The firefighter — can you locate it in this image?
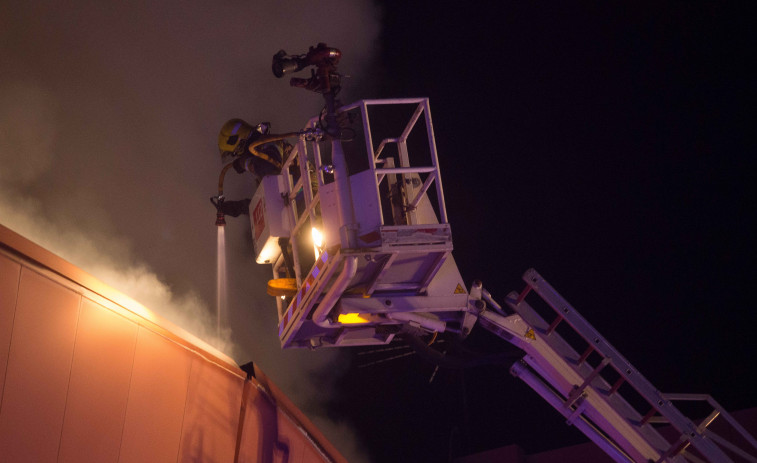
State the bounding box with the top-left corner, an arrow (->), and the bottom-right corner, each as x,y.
214,119 -> 296,277
218,119 -> 291,179
213,119 -> 293,217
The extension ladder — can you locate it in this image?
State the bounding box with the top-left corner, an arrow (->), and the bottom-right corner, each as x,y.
477,269 -> 757,462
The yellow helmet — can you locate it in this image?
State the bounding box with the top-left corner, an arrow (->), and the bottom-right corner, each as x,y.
218,119 -> 271,160
218,119 -> 254,159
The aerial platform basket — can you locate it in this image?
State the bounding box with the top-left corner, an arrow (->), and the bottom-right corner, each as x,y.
250,99 -> 470,349
244,95 -> 757,463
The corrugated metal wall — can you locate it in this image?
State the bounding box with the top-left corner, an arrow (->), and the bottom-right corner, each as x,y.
0,225 -> 345,463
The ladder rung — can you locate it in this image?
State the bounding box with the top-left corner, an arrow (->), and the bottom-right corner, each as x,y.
546,314 -> 563,335
516,285 -> 531,304
647,416 -> 670,424
567,357 -> 611,407
578,345 -> 595,366
608,377 -> 625,396
640,408 -> 657,426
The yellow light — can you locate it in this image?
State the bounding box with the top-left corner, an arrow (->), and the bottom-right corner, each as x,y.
337,313 -> 371,324
311,227 -> 324,248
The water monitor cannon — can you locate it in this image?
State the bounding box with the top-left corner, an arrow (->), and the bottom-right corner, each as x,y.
271,43 -> 342,94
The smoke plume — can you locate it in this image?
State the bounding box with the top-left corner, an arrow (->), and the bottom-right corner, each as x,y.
0,1 -> 381,461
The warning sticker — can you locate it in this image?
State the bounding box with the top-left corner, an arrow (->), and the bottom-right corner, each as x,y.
454,283 -> 466,294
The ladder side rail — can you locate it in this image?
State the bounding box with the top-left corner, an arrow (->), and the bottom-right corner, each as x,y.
663,393 -> 757,458
481,309 -> 670,462
510,361 -> 636,463
524,268 -> 699,415
504,299 -> 675,460
509,295 -> 625,400
522,269 -> 734,463
522,269 -> 655,393
520,351 -> 666,462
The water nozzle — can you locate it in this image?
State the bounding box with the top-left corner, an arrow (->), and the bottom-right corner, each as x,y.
211,195 -> 250,226
211,195 -> 226,227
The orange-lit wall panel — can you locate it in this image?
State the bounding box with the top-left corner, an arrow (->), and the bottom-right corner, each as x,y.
276,407 -> 330,463
58,297 -> 138,463
237,385 -> 276,463
0,225 -> 346,463
236,385 -> 331,463
179,357 -> 244,463
118,327 -> 193,463
0,268 -> 80,462
0,253 -> 20,407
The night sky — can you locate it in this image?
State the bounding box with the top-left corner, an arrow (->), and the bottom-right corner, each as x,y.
329,2 -> 757,461
1,2 -> 755,462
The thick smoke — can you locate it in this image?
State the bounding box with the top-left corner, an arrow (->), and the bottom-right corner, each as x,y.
0,2 -> 380,461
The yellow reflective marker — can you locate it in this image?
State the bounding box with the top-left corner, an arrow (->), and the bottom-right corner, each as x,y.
337,313 -> 371,324
454,283 -> 466,294
525,328 -> 536,340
